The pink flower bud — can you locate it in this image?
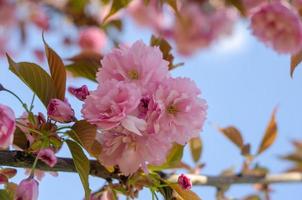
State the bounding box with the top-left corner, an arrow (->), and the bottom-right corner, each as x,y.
178,174 -> 192,190
37,148 -> 57,167
15,178 -> 39,200
68,85 -> 90,101
0,104 -> 15,149
78,27 -> 107,52
47,99 -> 75,123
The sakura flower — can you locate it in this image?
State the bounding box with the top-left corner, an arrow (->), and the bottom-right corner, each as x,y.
0,104 -> 15,149
97,40 -> 169,95
15,178 -> 39,200
47,99 -> 75,123
178,174 -> 192,190
171,3 -> 236,55
88,189 -> 115,200
128,0 -> 164,33
98,128 -> 172,175
37,148 -> 57,167
153,78 -> 207,145
78,27 -> 107,52
82,80 -> 141,130
25,169 -> 58,181
68,85 -> 90,101
250,2 -> 302,54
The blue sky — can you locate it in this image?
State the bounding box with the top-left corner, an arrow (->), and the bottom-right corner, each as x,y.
1,18 -> 302,199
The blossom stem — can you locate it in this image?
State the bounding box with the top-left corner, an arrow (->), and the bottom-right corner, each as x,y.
3,89 -> 30,113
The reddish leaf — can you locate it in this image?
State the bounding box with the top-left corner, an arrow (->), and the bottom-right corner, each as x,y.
219,126 -> 244,149
257,109 -> 278,155
290,49 -> 302,78
169,184 -> 201,200
43,36 -> 66,100
68,120 -> 101,158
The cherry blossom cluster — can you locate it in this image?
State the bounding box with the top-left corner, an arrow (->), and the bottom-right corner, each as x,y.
128,0 -> 302,55
128,0 -> 237,55
82,40 -> 208,175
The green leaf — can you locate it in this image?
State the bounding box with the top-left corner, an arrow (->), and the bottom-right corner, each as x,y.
103,0 -> 132,22
6,55 -> 57,107
43,37 -> 66,100
68,120 -> 102,157
290,49 -> 302,78
166,143 -> 184,165
149,143 -> 184,170
189,137 -> 202,163
66,51 -> 102,82
66,140 -> 91,200
0,190 -> 10,200
257,109 -> 278,155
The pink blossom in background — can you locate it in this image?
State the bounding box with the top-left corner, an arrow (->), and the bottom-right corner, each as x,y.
78,27 -> 107,52
30,8 -> 49,30
33,49 -> 45,63
243,0 -> 267,14
0,0 -> 16,26
15,178 -> 39,200
68,85 -> 90,101
128,0 -> 164,33
47,99 -> 75,123
97,40 -> 169,95
82,80 -> 141,130
0,104 -> 15,149
25,169 -> 58,181
37,148 -> 57,167
178,174 -> 192,190
97,128 -> 172,175
250,2 -> 302,54
171,2 -> 236,55
154,78 -> 207,145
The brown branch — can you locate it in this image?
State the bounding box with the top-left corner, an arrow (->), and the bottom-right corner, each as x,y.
0,150 -> 118,180
1,151 -> 302,187
167,173 -> 302,187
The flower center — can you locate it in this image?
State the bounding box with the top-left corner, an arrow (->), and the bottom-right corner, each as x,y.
128,69 -> 139,80
166,105 -> 178,115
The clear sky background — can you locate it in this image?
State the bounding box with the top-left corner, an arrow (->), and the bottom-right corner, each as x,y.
1,17 -> 302,199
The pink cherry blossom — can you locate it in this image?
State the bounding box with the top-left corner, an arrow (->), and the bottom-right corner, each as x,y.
82,80 -> 141,130
68,85 -> 90,101
0,104 -> 15,149
25,169 -> 58,181
78,27 -> 107,52
30,8 -> 49,30
171,3 -> 236,55
178,174 -> 192,190
243,0 -> 267,13
96,40 -> 169,95
153,78 -> 207,145
15,178 -> 39,200
128,0 -> 164,33
47,99 -> 75,123
97,127 -> 172,175
37,148 -> 57,167
250,2 -> 302,54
